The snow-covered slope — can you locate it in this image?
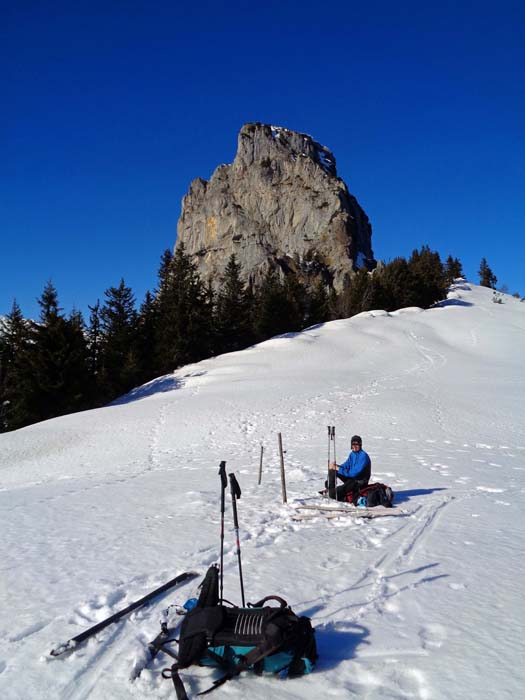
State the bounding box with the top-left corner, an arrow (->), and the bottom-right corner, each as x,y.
1,282 -> 524,699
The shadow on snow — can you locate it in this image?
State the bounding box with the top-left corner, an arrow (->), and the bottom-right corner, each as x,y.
394,487 -> 447,504
434,298 -> 473,308
111,375 -> 184,405
314,622 -> 369,671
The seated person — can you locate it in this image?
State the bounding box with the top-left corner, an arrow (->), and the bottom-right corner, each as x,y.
327,435 -> 371,501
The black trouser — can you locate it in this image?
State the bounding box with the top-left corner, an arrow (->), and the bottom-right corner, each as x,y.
325,473 -> 367,502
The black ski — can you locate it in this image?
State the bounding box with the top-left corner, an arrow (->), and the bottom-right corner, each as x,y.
50,571 -> 198,658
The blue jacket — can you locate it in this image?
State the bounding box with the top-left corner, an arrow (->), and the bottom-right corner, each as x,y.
338,449 -> 371,481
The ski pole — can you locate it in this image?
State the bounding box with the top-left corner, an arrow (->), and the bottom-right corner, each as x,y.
327,426 -> 336,498
218,460 -> 227,602
332,426 -> 338,500
228,472 -> 246,607
327,426 -> 331,496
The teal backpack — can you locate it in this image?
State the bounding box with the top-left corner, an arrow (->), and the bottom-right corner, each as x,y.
163,565 -> 317,699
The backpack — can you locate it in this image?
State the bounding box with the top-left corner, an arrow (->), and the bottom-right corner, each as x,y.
349,482 -> 394,507
164,566 -> 317,699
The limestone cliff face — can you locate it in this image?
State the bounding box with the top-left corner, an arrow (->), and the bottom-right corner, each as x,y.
176,123 -> 375,290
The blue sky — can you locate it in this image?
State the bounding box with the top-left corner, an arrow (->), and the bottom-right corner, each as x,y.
2,0 -> 524,319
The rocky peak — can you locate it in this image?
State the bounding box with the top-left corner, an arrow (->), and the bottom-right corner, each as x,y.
236,123 -> 337,177
176,122 -> 375,290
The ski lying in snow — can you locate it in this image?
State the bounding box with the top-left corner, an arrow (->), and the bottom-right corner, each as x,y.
292,508 -> 403,521
292,510 -> 373,520
298,503 -> 405,513
50,571 -> 198,658
292,504 -> 407,520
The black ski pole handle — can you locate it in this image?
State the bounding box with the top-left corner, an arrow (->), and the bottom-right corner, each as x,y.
229,473 -> 241,500
219,461 -> 227,489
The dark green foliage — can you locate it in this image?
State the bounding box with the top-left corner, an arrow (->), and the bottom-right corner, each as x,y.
305,280 -> 332,326
87,301 -> 102,383
155,244 -> 214,373
0,300 -> 31,431
282,274 -> 308,331
252,270 -> 305,341
215,254 -> 253,354
38,279 -> 62,322
478,257 -> 497,289
372,257 -> 419,311
445,255 -> 464,284
406,246 -> 447,308
338,267 -> 374,317
98,279 -> 140,399
337,247 -> 447,318
1,284 -> 90,430
136,291 -> 158,383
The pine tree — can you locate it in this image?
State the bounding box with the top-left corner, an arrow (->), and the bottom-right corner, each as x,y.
155,249 -> 174,300
87,301 -> 102,383
136,291 -> 158,383
407,246 -> 447,308
252,270 -> 304,340
155,244 -> 213,373
306,279 -> 331,326
375,257 -> 419,311
215,254 -> 253,354
38,279 -> 61,323
445,255 -> 464,284
252,271 -> 283,341
338,267 -> 373,318
0,300 -> 31,431
99,279 -> 140,399
478,258 -> 497,288
282,273 -> 307,332
13,283 -> 90,428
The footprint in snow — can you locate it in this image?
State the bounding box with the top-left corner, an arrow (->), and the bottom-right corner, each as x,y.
7,619 -> 51,643
319,556 -> 343,571
391,666 -> 431,699
449,582 -> 466,591
419,623 -> 447,649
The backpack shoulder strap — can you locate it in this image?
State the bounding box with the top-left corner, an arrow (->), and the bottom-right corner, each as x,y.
163,664 -> 190,700
248,595 -> 288,608
196,638 -> 284,696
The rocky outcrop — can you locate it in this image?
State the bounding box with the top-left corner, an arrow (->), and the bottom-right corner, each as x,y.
176,122 -> 375,290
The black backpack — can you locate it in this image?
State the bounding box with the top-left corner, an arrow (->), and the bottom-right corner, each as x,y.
164,566 -> 317,699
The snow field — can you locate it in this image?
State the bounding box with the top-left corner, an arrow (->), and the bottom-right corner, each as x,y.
0,282 -> 524,699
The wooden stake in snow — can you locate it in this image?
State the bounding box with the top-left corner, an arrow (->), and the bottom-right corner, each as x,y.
258,444 -> 264,485
278,432 -> 287,503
